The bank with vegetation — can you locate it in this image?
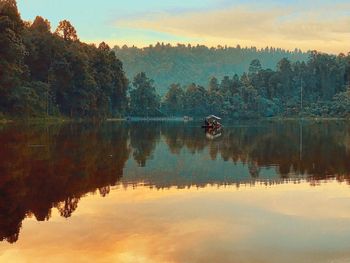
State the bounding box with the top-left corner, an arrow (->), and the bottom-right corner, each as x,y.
1,0 -> 350,120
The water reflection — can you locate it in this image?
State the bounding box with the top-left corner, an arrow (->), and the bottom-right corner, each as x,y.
205,126 -> 223,140
1,121 -> 350,244
0,123 -> 129,243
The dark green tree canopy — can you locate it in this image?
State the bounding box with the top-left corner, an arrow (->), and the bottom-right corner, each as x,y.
208,77 -> 219,94
1,0 -> 350,120
98,41 -> 110,52
163,83 -> 184,115
114,43 -> 308,95
129,72 -> 160,117
0,1 -> 128,118
249,59 -> 262,76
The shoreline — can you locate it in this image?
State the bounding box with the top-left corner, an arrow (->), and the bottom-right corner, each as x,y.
265,117 -> 349,121
0,116 -> 68,125
1,116 -> 349,124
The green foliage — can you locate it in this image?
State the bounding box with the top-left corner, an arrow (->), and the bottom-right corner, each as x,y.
1,0 -> 349,119
129,72 -> 160,117
183,83 -> 209,116
162,83 -> 184,116
159,54 -> 350,119
332,87 -> 350,117
248,59 -> 262,76
0,0 -> 26,112
114,43 -> 308,95
0,1 -> 128,118
9,80 -> 50,116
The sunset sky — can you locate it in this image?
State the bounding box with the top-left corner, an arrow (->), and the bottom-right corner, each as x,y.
18,0 -> 350,54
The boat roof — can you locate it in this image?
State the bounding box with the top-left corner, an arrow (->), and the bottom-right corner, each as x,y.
206,115 -> 221,120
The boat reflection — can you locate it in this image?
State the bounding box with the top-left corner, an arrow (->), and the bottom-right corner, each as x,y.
205,126 -> 223,140
1,120 -> 350,243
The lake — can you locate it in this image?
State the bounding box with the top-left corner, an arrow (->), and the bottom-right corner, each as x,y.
1,120 -> 350,263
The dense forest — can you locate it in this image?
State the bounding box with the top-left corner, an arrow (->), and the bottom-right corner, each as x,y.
1,0 -> 350,119
114,44 -> 308,95
0,0 -> 128,118
128,53 -> 350,118
159,53 -> 350,118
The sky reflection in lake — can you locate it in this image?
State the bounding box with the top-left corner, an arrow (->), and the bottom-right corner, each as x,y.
1,121 -> 350,262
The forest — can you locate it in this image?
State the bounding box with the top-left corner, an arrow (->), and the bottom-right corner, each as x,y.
1,0 -> 350,119
114,43 -> 308,95
0,0 -> 128,118
159,53 -> 350,118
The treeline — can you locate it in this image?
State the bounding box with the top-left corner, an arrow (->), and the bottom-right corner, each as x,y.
0,0 -> 128,118
1,0 -> 350,119
133,54 -> 350,118
114,42 -> 308,95
116,39 -> 350,119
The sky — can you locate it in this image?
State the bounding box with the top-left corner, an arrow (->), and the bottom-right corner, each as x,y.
2,182 -> 350,263
17,0 -> 350,54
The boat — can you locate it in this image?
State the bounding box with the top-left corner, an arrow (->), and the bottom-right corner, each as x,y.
202,115 -> 222,129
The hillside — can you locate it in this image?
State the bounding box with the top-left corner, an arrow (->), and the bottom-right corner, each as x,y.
114,43 -> 308,94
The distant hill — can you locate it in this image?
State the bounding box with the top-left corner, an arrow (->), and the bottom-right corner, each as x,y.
113,43 -> 309,95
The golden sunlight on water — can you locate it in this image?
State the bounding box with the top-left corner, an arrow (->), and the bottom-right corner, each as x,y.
1,181 -> 350,263
2,121 -> 350,262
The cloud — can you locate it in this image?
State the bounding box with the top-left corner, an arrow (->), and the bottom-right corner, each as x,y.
4,183 -> 350,263
114,2 -> 350,53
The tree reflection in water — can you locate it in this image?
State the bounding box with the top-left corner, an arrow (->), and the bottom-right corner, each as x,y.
1,120 -> 350,243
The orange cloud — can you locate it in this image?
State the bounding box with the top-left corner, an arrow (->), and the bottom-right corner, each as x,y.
2,182 -> 350,263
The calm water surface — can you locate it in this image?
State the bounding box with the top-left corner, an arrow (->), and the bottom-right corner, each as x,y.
1,121 -> 350,263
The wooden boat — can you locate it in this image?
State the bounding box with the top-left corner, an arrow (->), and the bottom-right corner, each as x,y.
202,115 -> 222,129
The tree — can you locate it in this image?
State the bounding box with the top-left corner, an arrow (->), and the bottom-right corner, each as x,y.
332,86 -> 350,117
163,83 -> 184,115
0,0 -> 26,113
231,74 -> 241,95
219,76 -> 232,94
23,16 -> 55,82
208,77 -> 219,93
31,16 -> 50,33
208,90 -> 223,116
98,41 -> 110,52
113,43 -> 308,95
276,58 -> 293,100
0,0 -> 22,32
248,59 -> 262,76
130,72 -> 160,117
91,42 -> 128,116
55,20 -> 78,41
277,58 -> 292,74
0,1 -> 129,118
184,83 -> 209,115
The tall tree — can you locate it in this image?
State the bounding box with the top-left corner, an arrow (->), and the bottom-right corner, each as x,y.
248,59 -> 262,76
55,20 -> 78,41
208,77 -> 219,93
31,16 -> 50,33
184,83 -> 208,115
129,72 -> 160,117
163,83 -> 184,115
0,0 -> 26,113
